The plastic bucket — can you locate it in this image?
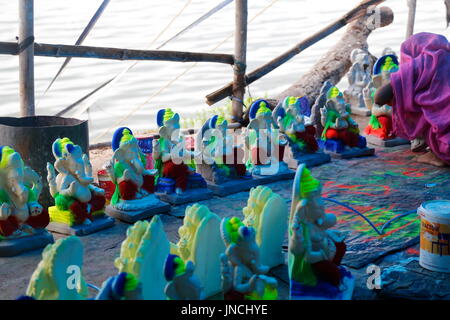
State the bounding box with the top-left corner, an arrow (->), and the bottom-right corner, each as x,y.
97,169 -> 115,203
417,200 -> 450,273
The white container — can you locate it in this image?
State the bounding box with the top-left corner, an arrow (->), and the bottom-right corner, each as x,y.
417,200 -> 450,273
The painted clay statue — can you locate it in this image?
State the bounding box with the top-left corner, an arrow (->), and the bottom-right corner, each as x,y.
25,236 -> 88,300
95,272 -> 143,300
105,127 -> 170,222
164,254 -> 203,300
0,146 -> 52,256
288,164 -> 354,300
153,108 -> 190,194
242,186 -> 288,268
220,216 -> 278,300
273,96 -> 331,168
47,138 -> 113,235
170,203 -> 225,298
195,115 -> 248,186
153,108 -> 213,204
245,99 -> 289,176
364,50 -> 403,144
115,216 -> 169,300
315,84 -> 374,157
344,48 -> 372,116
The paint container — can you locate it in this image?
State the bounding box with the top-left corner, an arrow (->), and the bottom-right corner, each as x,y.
97,169 -> 115,203
137,136 -> 153,170
417,200 -> 450,273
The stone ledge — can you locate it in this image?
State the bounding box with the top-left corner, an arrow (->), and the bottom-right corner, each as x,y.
47,216 -> 115,236
327,147 -> 375,159
287,152 -> 331,169
366,135 -> 410,147
156,188 -> 214,205
206,178 -> 258,197
106,203 -> 171,223
0,230 -> 54,257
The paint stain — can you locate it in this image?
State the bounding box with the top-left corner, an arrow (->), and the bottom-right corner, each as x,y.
406,248 -> 420,256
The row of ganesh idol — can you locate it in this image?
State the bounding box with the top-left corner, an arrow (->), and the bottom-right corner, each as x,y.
105,44 -> 406,215
0,47 -> 400,256
19,165 -> 354,300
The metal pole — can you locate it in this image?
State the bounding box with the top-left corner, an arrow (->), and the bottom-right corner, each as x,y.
231,0 -> 247,123
406,0 -> 417,39
19,0 -> 35,116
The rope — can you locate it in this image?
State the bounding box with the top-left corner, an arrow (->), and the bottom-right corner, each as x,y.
321,197 -> 417,235
150,0 -> 194,50
157,0 -> 234,50
55,0 -> 193,118
92,0 -> 281,143
40,0 -> 111,102
17,36 -> 34,53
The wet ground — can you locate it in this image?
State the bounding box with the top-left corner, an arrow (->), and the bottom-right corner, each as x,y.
1,115 -> 449,300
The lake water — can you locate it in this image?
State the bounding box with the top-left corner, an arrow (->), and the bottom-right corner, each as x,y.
0,0 -> 448,143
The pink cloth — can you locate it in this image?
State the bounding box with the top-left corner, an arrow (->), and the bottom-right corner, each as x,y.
390,32 -> 450,164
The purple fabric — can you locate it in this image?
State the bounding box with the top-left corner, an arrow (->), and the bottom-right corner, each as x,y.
390,32 -> 450,164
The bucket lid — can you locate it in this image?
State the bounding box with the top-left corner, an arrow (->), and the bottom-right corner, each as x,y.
418,200 -> 450,222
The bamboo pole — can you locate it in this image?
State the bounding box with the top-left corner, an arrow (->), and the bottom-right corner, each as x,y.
0,41 -> 234,64
406,0 -> 417,39
18,0 -> 35,116
231,0 -> 248,123
205,0 -> 385,106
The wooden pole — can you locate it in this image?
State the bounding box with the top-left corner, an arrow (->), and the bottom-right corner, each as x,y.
231,0 -> 247,123
205,0 -> 385,106
406,0 -> 417,39
0,41 -> 234,64
18,0 -> 35,116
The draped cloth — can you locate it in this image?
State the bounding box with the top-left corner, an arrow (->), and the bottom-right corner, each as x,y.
390,32 -> 450,164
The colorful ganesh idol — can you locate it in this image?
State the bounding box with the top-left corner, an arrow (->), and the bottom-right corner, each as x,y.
220,216 -> 278,300
363,52 -> 408,147
95,272 -> 143,300
195,115 -> 251,196
344,48 -> 372,116
115,216 -> 170,300
316,85 -> 374,158
245,99 -> 293,178
0,146 -> 53,256
46,138 -> 114,235
273,96 -> 331,168
23,235 -> 143,300
24,236 -> 88,300
105,128 -> 170,223
170,204 -> 225,298
164,254 -> 204,300
153,108 -> 213,205
288,164 -> 354,300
